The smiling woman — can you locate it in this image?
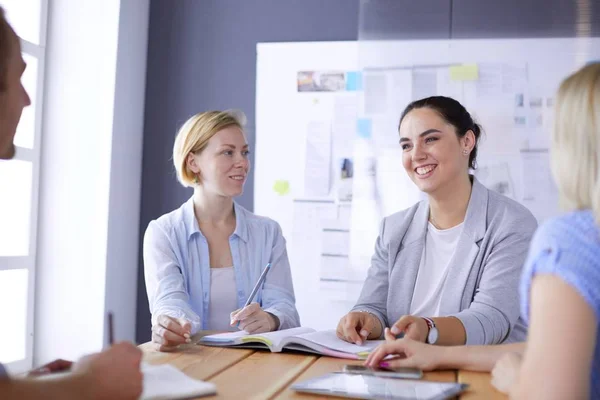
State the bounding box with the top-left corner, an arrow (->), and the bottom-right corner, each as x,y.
143,110 -> 300,352
336,96 -> 537,348
398,97 -> 481,202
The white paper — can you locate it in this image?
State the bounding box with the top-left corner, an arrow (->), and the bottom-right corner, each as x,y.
349,140 -> 381,271
363,73 -> 388,115
376,148 -> 423,216
320,254 -> 351,281
200,330 -> 249,342
436,67 -> 464,103
321,229 -> 350,256
201,327 -> 315,347
476,62 -> 527,100
388,69 -> 413,120
333,95 -> 359,158
520,150 -> 559,221
295,330 -> 384,354
304,121 -> 332,197
474,162 -> 515,198
521,151 -> 556,201
412,68 -> 438,101
141,363 -> 216,400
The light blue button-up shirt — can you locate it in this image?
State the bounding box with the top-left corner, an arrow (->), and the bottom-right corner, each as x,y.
143,197 -> 300,334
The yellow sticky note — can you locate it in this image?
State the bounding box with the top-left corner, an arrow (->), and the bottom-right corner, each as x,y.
449,64 -> 479,81
273,180 -> 290,196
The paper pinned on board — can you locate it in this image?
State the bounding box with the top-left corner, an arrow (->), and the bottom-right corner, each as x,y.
345,71 -> 363,91
475,162 -> 515,198
521,150 -> 556,202
273,180 -> 290,196
304,121 -> 332,197
357,118 -> 372,139
332,95 -> 359,158
449,64 -> 479,81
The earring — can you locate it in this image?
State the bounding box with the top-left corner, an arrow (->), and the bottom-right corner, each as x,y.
463,149 -> 469,155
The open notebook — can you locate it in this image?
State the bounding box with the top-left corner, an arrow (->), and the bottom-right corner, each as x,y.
199,327 -> 384,359
37,363 -> 216,400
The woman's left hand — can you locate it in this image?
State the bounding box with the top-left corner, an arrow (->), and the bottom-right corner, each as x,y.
230,302 -> 279,333
491,353 -> 522,394
390,315 -> 429,342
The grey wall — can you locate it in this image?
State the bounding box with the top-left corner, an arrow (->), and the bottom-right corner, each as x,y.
136,0 -> 360,343
359,0 -> 600,39
136,0 -> 599,343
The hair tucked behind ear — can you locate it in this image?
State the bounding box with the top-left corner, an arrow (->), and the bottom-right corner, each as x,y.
399,96 -> 483,169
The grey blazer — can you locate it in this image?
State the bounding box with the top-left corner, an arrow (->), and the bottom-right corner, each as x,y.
352,178 -> 537,345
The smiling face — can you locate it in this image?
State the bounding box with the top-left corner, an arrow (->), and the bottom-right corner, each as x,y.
186,125 -> 250,198
399,107 -> 474,195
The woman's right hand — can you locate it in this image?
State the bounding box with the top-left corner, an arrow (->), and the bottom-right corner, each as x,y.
336,311 -> 382,345
151,315 -> 192,351
364,327 -> 442,371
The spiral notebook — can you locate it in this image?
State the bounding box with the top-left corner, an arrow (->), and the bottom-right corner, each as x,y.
199,327 -> 384,359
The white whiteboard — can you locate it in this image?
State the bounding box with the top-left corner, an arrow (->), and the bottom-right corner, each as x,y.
255,39 -> 600,330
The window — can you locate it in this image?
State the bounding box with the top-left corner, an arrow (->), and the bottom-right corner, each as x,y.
0,0 -> 47,373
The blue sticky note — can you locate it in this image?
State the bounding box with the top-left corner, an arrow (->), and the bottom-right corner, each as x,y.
357,118 -> 372,139
346,71 -> 363,91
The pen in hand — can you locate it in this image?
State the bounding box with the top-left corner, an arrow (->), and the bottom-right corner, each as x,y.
108,311 -> 115,345
231,262 -> 272,327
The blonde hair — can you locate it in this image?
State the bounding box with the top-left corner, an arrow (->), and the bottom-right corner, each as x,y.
173,109 -> 246,187
551,63 -> 600,223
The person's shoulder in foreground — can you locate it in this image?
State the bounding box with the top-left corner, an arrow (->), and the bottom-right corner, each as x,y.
523,210 -> 600,315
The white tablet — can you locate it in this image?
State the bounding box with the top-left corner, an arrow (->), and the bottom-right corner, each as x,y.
291,372 -> 468,400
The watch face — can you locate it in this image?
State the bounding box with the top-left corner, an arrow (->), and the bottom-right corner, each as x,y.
428,327 -> 439,344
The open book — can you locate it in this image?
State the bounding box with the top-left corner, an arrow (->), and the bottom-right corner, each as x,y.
199,327 -> 384,360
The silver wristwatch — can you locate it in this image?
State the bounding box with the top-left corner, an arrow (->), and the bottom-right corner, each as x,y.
422,317 -> 439,344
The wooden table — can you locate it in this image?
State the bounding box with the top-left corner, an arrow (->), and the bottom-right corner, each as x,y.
140,342 -> 506,400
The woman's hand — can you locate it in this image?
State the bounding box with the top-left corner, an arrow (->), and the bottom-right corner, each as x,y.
491,352 -> 522,394
364,327 -> 442,371
390,315 -> 429,342
336,311 -> 382,345
151,315 -> 192,352
230,303 -> 279,333
27,359 -> 73,377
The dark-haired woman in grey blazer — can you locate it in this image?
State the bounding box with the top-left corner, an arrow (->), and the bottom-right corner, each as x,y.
336,96 -> 537,347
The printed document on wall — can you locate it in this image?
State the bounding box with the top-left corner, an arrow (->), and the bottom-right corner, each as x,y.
521,150 -> 559,221
304,121 -> 332,197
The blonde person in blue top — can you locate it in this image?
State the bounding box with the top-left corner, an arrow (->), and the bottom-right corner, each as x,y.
144,110 -> 300,351
365,63 -> 600,399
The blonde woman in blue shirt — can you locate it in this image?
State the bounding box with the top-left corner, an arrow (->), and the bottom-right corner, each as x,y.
144,110 -> 300,351
365,63 -> 600,399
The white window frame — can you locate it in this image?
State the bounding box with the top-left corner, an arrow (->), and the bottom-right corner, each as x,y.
0,0 -> 48,374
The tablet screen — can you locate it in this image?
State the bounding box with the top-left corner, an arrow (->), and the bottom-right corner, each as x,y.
291,373 -> 468,400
